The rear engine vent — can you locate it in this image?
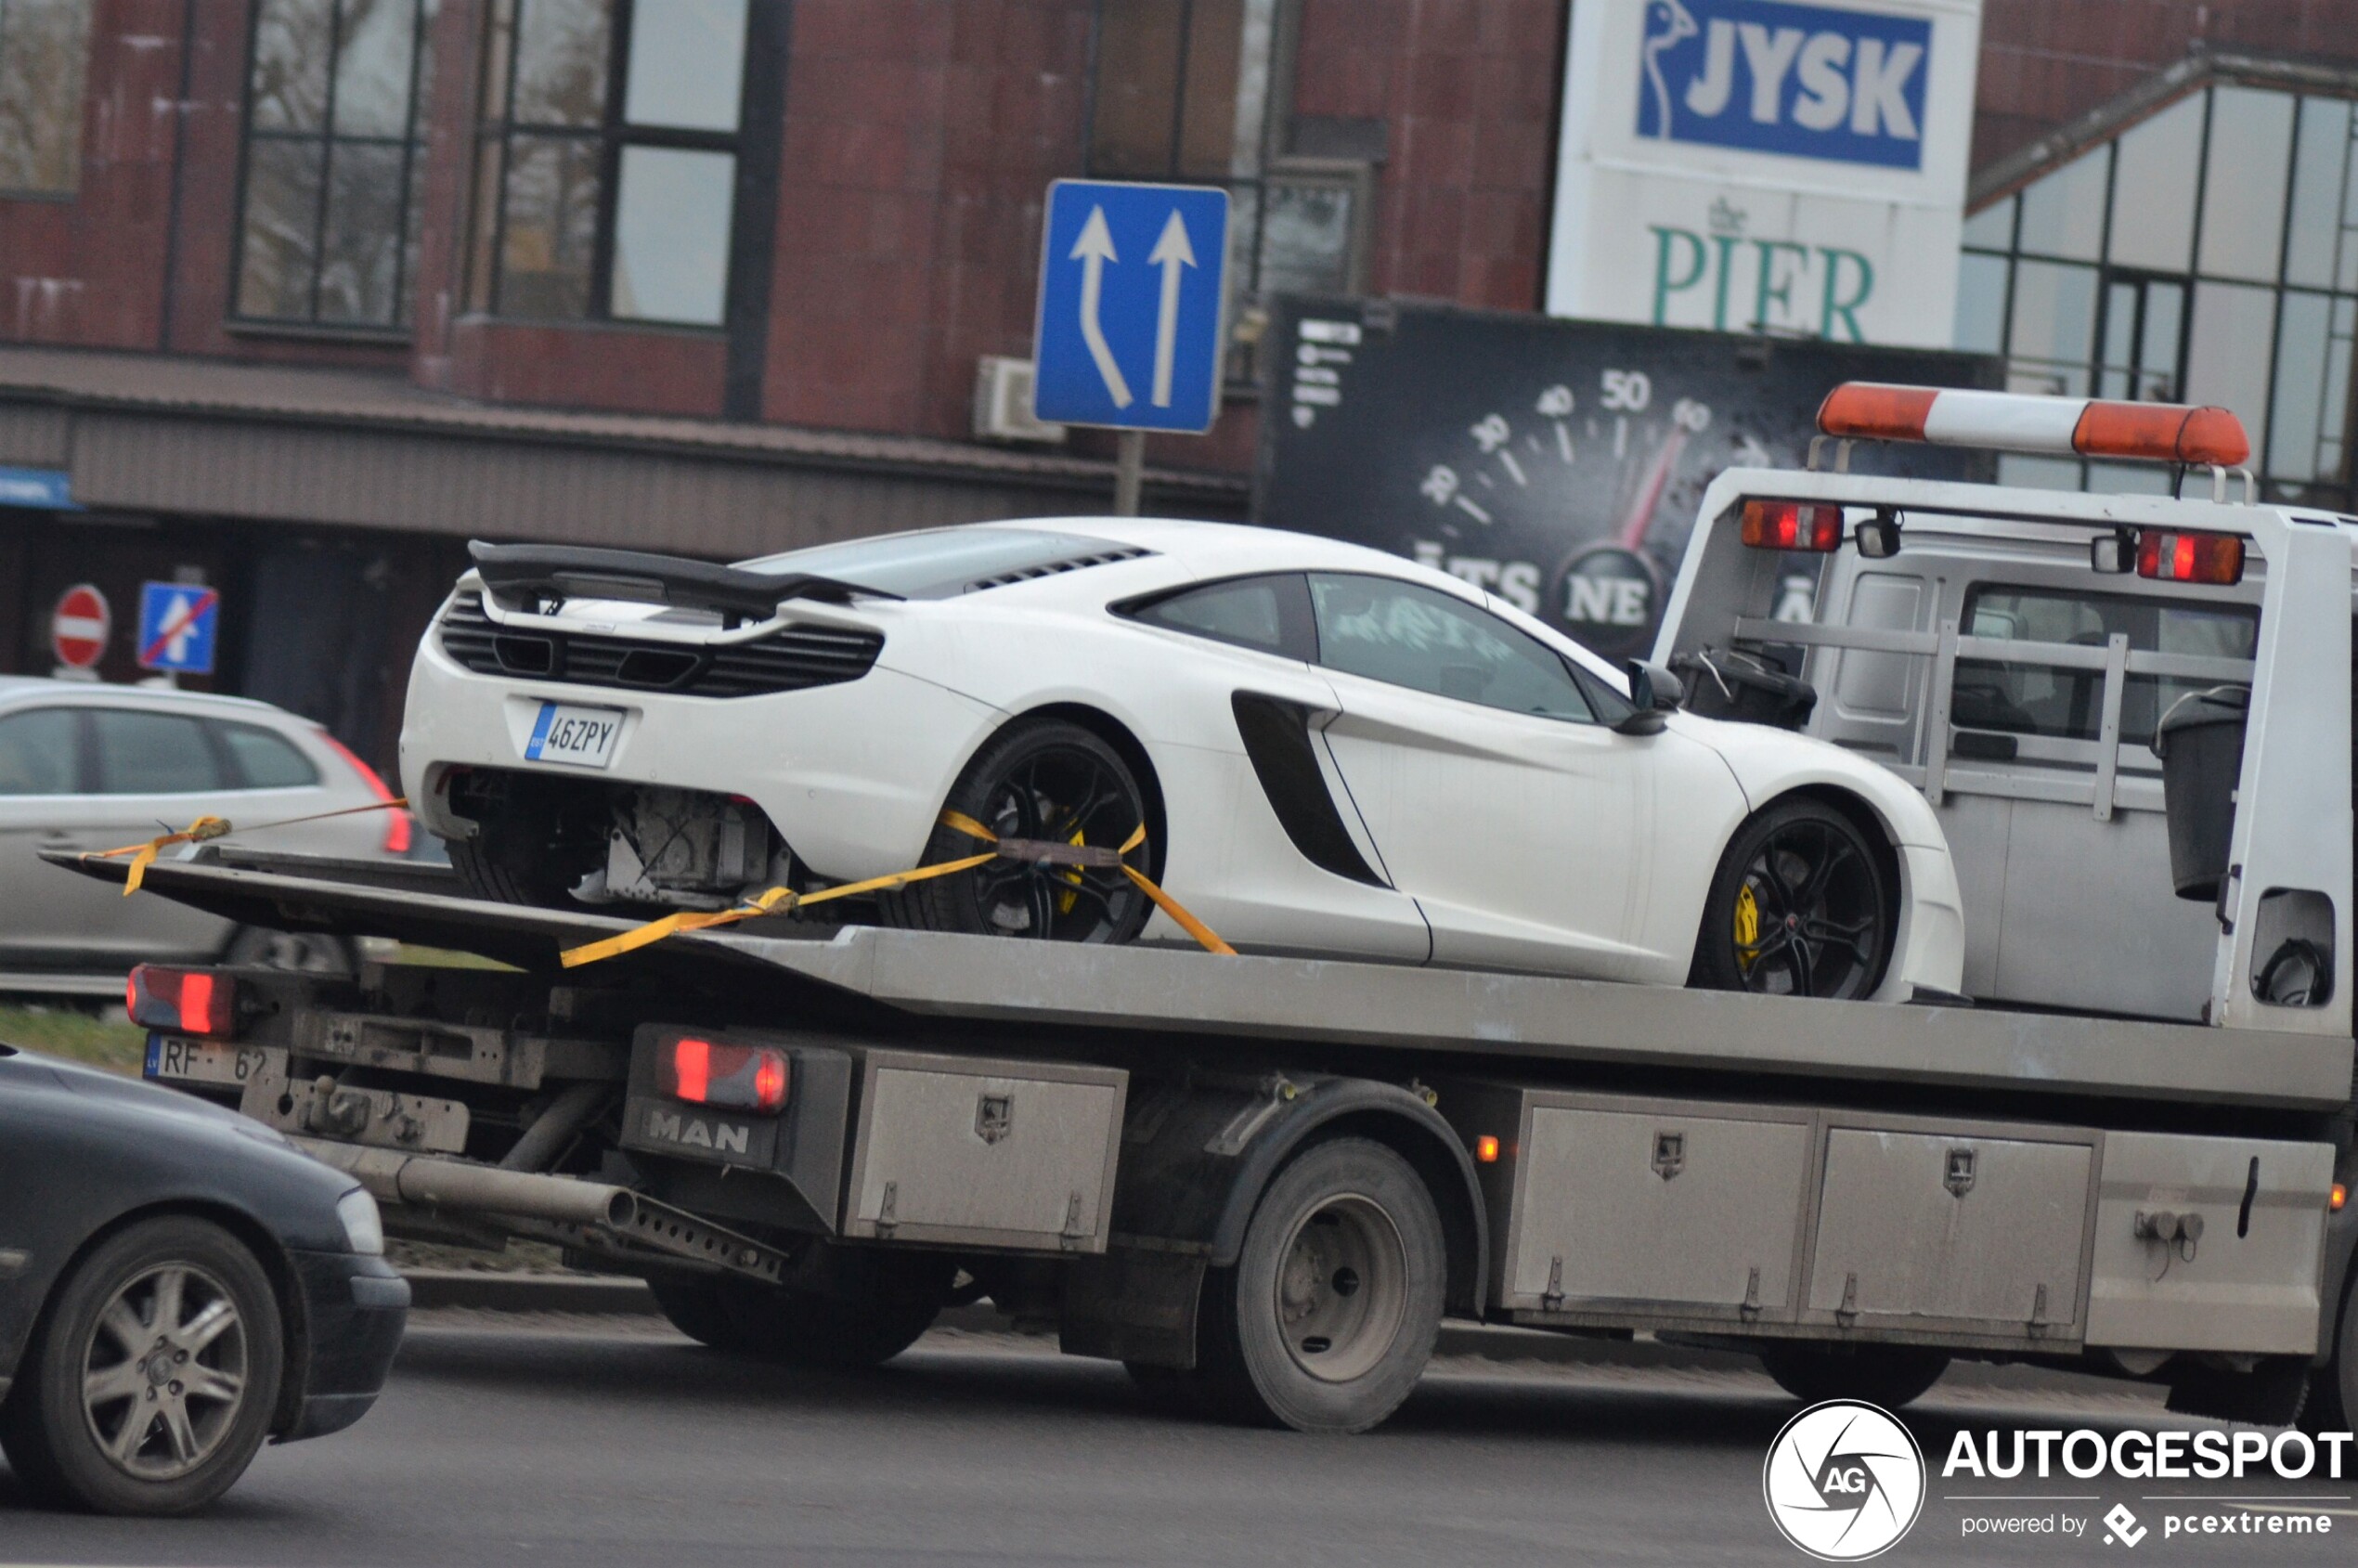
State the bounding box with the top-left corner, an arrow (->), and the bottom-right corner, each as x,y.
965,546 -> 1152,593
437,592 -> 883,698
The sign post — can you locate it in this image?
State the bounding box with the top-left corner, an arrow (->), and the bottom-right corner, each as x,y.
50,584 -> 110,680
1031,180 -> 1231,514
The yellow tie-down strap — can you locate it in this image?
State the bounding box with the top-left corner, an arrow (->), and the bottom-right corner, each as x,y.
559,810 -> 1233,968
88,798 -> 411,896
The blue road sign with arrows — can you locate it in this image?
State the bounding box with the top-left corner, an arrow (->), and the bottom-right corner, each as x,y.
136,581 -> 220,675
1032,180 -> 1230,434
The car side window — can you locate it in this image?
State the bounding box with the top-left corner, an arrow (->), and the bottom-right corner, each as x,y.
1127,574 -> 1316,660
91,710 -> 224,795
1308,573 -> 1594,721
0,708 -> 80,795
215,722 -> 320,789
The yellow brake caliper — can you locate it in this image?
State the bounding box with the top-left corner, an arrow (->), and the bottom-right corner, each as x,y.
1733,883 -> 1761,971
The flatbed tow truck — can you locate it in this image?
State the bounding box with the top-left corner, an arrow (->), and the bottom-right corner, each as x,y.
84,385 -> 2358,1436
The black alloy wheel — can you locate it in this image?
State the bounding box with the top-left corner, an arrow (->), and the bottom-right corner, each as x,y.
886,718 -> 1153,943
1692,798 -> 1894,1000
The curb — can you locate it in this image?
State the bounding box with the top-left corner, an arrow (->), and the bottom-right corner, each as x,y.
400,1269 -> 1755,1371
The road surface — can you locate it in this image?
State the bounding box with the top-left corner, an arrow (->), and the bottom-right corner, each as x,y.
3,1313 -> 2347,1566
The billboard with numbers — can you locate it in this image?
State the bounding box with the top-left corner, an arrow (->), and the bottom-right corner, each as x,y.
1253,296 -> 2002,657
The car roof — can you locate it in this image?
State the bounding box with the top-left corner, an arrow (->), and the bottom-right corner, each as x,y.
0,677 -> 310,725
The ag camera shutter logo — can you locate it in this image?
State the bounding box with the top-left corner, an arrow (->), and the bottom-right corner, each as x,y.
1638,0 -> 1932,170
1763,1400 -> 1926,1561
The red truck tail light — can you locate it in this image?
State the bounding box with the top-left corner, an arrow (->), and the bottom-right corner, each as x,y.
666,1036 -> 789,1114
317,731 -> 414,854
1741,499 -> 1845,552
2135,528 -> 2245,586
127,965 -> 237,1037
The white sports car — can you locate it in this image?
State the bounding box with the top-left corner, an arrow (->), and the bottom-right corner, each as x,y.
400,519 -> 1965,1000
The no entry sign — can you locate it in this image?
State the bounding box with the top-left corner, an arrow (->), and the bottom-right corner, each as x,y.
52,583 -> 110,669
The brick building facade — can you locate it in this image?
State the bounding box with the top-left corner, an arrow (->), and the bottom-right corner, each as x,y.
0,0 -> 2347,767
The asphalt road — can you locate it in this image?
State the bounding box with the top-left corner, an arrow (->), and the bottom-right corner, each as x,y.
3,1314 -> 2351,1567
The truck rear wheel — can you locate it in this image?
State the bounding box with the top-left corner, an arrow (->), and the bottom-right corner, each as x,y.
1195,1137 -> 1445,1433
1757,1341 -> 1950,1410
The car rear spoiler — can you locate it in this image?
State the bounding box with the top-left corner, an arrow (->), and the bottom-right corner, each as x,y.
467,540 -> 899,621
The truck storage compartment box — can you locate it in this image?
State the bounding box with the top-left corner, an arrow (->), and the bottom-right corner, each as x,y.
1439,1084 -> 1814,1324
842,1051 -> 1126,1253
2083,1132 -> 2336,1355
1805,1123 -> 2094,1338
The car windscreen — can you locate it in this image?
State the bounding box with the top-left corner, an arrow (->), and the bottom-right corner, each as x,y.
736,528 -> 1138,599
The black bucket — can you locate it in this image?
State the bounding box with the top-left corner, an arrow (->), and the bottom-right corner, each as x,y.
2152,684 -> 2250,901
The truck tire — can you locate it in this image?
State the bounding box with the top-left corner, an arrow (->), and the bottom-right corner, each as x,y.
1757,1341 -> 1950,1410
651,1253 -> 952,1369
1194,1137 -> 1445,1433
0,1216 -> 284,1516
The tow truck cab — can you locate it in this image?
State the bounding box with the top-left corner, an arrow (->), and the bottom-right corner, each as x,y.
1652,383 -> 2358,1415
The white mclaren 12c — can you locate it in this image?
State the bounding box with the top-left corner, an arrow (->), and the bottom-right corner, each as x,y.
399,519 -> 1966,1001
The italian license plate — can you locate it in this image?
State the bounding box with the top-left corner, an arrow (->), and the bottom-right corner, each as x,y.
525,702 -> 624,767
144,1034 -> 269,1087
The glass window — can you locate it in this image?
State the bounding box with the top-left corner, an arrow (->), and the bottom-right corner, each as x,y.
1961,196 -> 2015,251
1090,0 -> 1350,381
1954,586 -> 2256,747
2017,147 -> 2107,262
1952,252 -> 2008,355
0,0 -> 93,196
2283,97 -> 2351,290
0,707 -> 77,795
2197,87 -> 2295,283
1130,575 -> 1314,659
2184,280 -> 2277,461
2107,95 -> 2203,272
1308,574 -> 1593,721
236,0 -> 437,329
738,528 -> 1147,600
470,0 -> 747,326
2268,291 -> 2342,482
2006,261 -> 2099,395
91,711 -> 224,796
217,722 -> 321,789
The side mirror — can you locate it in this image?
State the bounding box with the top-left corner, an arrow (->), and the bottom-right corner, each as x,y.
2091,528 -> 2136,575
1616,660 -> 1683,734
1855,512 -> 1902,560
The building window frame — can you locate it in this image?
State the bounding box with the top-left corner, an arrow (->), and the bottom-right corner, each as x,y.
465,0 -> 750,331
228,0 -> 439,337
1085,0 -> 1373,389
1962,80 -> 2358,512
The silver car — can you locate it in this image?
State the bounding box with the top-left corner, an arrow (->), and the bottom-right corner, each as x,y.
0,680 -> 410,988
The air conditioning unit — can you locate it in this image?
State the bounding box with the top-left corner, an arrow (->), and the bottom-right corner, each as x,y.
972,356 -> 1067,445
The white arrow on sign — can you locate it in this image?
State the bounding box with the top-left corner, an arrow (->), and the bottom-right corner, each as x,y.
1147,210 -> 1196,409
1069,206 -> 1134,408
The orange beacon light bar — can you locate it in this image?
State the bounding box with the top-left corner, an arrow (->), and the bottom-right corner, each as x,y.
1816,384 -> 2251,468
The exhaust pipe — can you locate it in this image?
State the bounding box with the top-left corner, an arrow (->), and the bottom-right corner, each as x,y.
293,1137 -> 637,1229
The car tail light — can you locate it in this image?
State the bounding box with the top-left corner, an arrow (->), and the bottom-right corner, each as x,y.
127,965 -> 237,1037
1741,499 -> 1845,552
2135,528 -> 2245,586
666,1036 -> 789,1114
317,731 -> 413,854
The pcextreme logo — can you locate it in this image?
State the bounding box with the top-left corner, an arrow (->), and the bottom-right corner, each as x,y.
1763,1400 -> 1927,1561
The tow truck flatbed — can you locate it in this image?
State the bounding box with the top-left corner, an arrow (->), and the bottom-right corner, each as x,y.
60,848 -> 2352,1112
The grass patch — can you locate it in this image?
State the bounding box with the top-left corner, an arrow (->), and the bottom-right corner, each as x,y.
0,1004 -> 146,1076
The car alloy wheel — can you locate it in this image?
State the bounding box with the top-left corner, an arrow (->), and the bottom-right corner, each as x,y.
892,718 -> 1154,943
79,1263 -> 251,1481
1694,797 -> 1895,1001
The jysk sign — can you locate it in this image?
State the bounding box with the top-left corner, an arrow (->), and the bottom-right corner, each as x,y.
1548,0 -> 1981,351
1636,0 -> 1933,169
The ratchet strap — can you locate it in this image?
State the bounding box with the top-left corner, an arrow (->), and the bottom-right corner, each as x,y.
559,809 -> 1232,968
88,797 -> 412,896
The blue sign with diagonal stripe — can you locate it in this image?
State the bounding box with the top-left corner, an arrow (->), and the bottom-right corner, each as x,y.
136,581 -> 220,675
1032,180 -> 1230,434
